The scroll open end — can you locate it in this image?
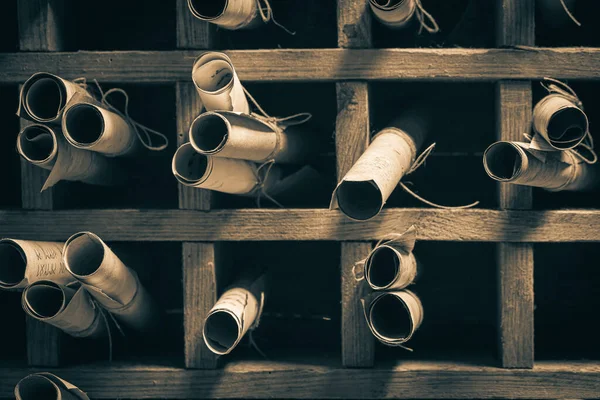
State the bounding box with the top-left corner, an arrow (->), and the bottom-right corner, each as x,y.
366,246 -> 417,290
366,290 -> 423,346
369,0 -> 416,28
192,52 -> 249,113
15,373 -> 90,400
483,142 -> 526,182
17,125 -> 57,168
0,239 -> 72,290
63,232 -> 160,332
533,95 -> 589,150
187,0 -> 260,30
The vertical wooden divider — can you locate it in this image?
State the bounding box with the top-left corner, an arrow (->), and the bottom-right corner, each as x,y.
17,0 -> 67,367
495,0 -> 535,369
176,0 -> 219,369
337,0 -> 375,368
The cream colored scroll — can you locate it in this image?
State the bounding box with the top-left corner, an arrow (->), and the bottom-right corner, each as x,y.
203,274 -> 266,355
483,141 -> 600,191
17,124 -> 122,190
0,239 -> 72,290
532,94 -> 588,150
189,111 -> 312,163
18,72 -> 91,124
192,52 -> 249,113
15,373 -> 90,400
22,282 -> 106,338
364,290 -> 423,347
187,0 -> 261,30
63,232 -> 159,332
62,98 -> 140,157
370,0 -> 416,28
357,226 -> 418,291
331,116 -> 427,221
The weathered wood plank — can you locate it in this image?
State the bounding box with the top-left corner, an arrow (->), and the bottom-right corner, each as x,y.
337,0 -> 372,48
2,208 -> 600,242
175,0 -> 214,49
496,0 -> 535,46
17,0 -> 66,51
25,319 -> 61,367
2,48 -> 600,83
0,360 -> 599,399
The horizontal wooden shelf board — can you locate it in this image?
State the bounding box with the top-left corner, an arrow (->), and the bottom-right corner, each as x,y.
2,208 -> 600,242
1,48 -> 600,83
0,360 -> 598,398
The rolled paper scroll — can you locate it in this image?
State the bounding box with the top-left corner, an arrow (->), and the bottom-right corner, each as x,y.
17,124 -> 122,190
483,141 -> 600,191
22,281 -> 106,338
17,72 -> 91,124
63,232 -> 160,332
359,226 -> 418,291
203,274 -> 266,355
187,0 -> 261,30
370,0 -> 416,28
0,239 -> 72,290
15,373 -> 89,400
331,113 -> 428,221
189,111 -> 312,163
62,99 -> 140,157
364,290 -> 423,347
192,52 -> 249,113
532,94 -> 588,150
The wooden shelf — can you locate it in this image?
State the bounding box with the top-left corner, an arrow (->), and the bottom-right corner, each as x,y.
0,359 -> 599,399
1,48 -> 600,83
2,208 -> 600,242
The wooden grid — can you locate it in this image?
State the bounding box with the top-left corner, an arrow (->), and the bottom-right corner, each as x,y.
2,0 -> 600,398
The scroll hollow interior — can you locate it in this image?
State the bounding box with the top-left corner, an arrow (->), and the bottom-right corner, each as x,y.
64,104 -> 105,145
370,294 -> 412,340
173,145 -> 209,181
336,181 -> 382,221
547,107 -> 588,147
367,247 -> 400,289
483,142 -> 521,180
25,283 -> 65,318
15,375 -> 59,400
25,77 -> 65,121
0,242 -> 26,286
64,233 -> 105,277
204,311 -> 240,354
19,126 -> 55,162
191,114 -> 229,153
189,0 -> 227,18
194,59 -> 234,92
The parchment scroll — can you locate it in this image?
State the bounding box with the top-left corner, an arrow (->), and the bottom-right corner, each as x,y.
63,232 -> 160,332
532,94 -> 588,150
187,0 -> 261,30
22,281 -> 106,338
192,52 -> 249,113
364,290 -> 423,347
0,239 -> 72,290
17,124 -> 122,190
203,274 -> 266,355
18,72 -> 91,124
483,141 -> 600,192
370,0 -> 416,28
189,111 -> 312,163
15,373 -> 90,400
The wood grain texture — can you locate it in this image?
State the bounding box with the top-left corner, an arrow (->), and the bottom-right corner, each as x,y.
337,0 -> 372,48
175,0 -> 214,49
496,0 -> 535,46
17,0 -> 65,51
25,318 -> 61,367
2,48 -> 600,83
336,83 -> 370,178
0,360 -> 598,398
3,208 -> 600,242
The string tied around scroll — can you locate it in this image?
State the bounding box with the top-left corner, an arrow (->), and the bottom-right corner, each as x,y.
256,0 -> 296,35
247,291 -> 267,359
559,0 -> 581,26
92,80 -> 169,152
415,0 -> 440,34
540,77 -> 597,164
398,142 -> 480,209
92,299 -> 126,362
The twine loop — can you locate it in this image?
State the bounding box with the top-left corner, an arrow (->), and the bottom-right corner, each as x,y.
92,298 -> 126,362
256,0 -> 296,35
415,0 -> 440,34
248,291 -> 267,358
94,80 -> 169,152
559,0 -> 581,26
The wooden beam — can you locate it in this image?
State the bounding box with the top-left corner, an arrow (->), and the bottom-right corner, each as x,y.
2,48 -> 600,83
0,360 -> 598,399
175,7 -> 218,370
17,0 -> 66,51
337,0 -> 372,48
496,0 -> 535,46
2,208 -> 600,242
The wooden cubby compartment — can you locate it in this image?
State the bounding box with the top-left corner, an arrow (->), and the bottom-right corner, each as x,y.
1,0 -> 600,398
